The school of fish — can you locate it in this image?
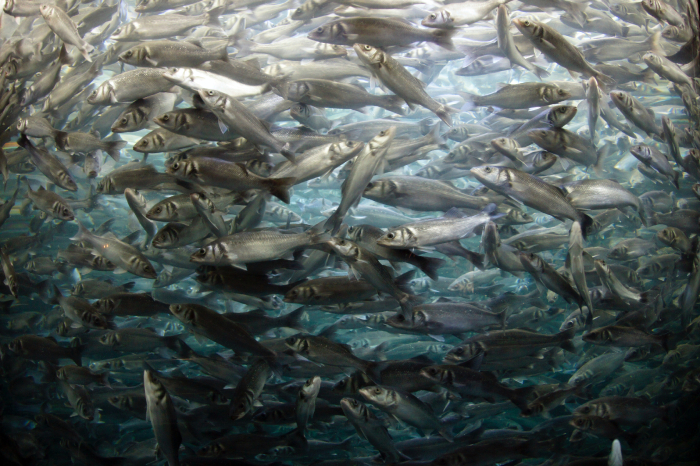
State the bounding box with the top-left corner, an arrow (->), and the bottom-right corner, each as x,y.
0,0 -> 698,464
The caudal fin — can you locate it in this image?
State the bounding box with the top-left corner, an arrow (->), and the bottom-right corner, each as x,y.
280,143 -> 296,164
533,65 -> 551,80
105,139 -> 127,162
265,177 -> 295,204
206,6 -> 224,27
431,28 -> 456,51
415,256 -> 446,281
283,306 -> 307,332
382,95 -> 406,116
69,338 -> 83,367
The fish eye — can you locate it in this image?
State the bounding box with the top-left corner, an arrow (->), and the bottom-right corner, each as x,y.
374,387 -> 381,394
315,27 -> 323,33
172,162 -> 179,170
207,90 -> 215,96
379,130 -> 387,136
559,107 -> 567,113
484,167 -> 492,173
162,115 -> 169,121
347,226 -> 354,233
386,232 -> 395,239
125,51 -> 132,57
454,347 -> 464,355
363,45 -> 372,50
395,314 -> 404,321
196,248 -> 206,256
429,14 -> 436,19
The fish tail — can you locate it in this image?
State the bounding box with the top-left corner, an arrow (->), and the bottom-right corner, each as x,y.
609,439 -> 623,466
456,91 -> 478,111
307,220 -> 332,244
206,6 -> 224,27
216,44 -> 230,62
431,27 -> 456,51
283,306 -> 307,332
80,46 -> 93,63
57,44 -> 72,66
594,72 -> 616,91
435,105 -> 454,127
265,176 -> 295,204
566,0 -> 588,27
324,208 -> 344,235
280,143 -> 296,164
427,121 -> 447,148
70,221 -> 91,242
382,95 -> 406,116
558,326 -> 577,353
510,386 -> 535,413
101,372 -> 111,389
415,256 -> 445,281
672,171 -> 680,190
578,212 -> 594,240
394,269 -> 417,291
398,292 -> 423,315
532,65 -> 550,80
69,338 -> 83,367
54,131 -> 69,151
104,139 -> 126,162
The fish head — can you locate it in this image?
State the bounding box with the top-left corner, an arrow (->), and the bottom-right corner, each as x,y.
75,397 -> 94,421
512,18 -> 539,38
316,43 -> 347,58
301,376 -> 322,396
152,225 -> 179,249
99,331 -> 119,347
190,242 -> 222,265
170,304 -> 196,325
340,397 -> 366,419
581,327 -> 613,345
353,44 -> 384,67
163,67 -> 191,85
609,90 -> 629,108
469,165 -> 507,189
504,208 -> 533,224
547,105 -> 577,127
87,83 -> 112,105
570,415 -> 593,430
283,285 -> 314,303
118,46 -> 142,66
422,9 -> 453,28
543,85 -> 571,103
38,4 -> 55,17
656,227 -> 678,247
376,227 -> 412,248
607,245 -> 626,260
326,237 -> 360,260
16,117 -> 28,133
198,89 -> 227,110
111,110 -> 137,133
7,337 -> 21,354
419,365 -> 450,384
283,81 -> 311,101
133,132 -> 163,153
307,22 -> 342,44
290,103 -> 310,119
284,334 -> 309,353
481,221 -> 500,247
363,179 -> 398,199
345,224 -> 365,242
54,202 -> 75,221
368,127 -> 396,153
387,311 -> 416,330
166,159 -> 197,180
491,137 -> 518,153
331,140 -> 363,161
359,385 -> 394,407
56,170 -> 78,192
198,442 -> 227,457
110,23 -> 136,41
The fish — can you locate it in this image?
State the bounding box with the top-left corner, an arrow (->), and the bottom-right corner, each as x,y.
1,0 -> 698,463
